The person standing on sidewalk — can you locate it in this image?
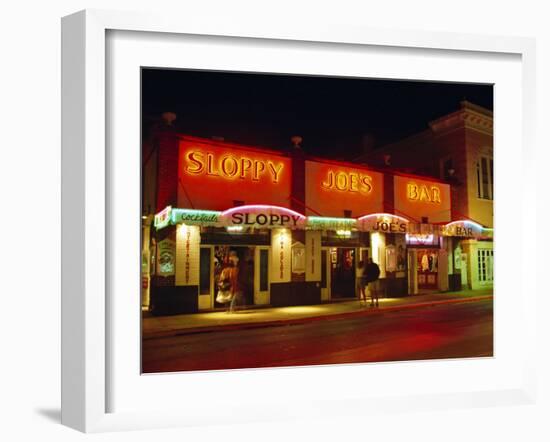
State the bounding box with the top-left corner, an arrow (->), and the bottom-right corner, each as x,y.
365,258 -> 381,308
356,260 -> 368,306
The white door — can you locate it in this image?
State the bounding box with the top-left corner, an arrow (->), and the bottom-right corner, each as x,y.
254,246 -> 270,305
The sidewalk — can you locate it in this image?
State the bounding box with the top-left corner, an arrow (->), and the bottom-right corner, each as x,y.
143,289 -> 493,339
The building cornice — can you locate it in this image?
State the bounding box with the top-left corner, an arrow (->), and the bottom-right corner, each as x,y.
429,101 -> 493,136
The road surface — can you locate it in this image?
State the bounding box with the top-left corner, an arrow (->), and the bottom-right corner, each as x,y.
142,299 -> 493,373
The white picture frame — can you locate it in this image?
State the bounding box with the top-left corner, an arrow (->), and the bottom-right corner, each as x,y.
61,9 -> 537,433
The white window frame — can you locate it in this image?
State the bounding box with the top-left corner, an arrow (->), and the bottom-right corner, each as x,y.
477,155 -> 494,200
477,248 -> 494,284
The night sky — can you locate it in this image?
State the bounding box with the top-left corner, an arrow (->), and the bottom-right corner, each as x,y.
142,68 -> 493,160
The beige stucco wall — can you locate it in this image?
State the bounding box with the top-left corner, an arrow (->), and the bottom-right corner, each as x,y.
465,130 -> 494,228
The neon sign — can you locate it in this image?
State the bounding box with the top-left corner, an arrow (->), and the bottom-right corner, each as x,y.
221,205 -> 306,229
321,170 -> 373,194
230,212 -> 302,227
307,216 -> 357,230
373,222 -> 406,233
441,220 -> 484,237
305,161 -> 384,218
393,175 -> 450,223
154,205 -> 172,229
358,213 -> 409,233
154,207 -> 221,230
171,208 -> 220,226
406,233 -> 436,245
184,150 -> 285,183
407,182 -> 441,203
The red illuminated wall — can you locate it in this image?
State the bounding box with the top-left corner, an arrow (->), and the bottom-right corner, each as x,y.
178,139 -> 292,211
304,160 -> 384,217
393,175 -> 451,223
155,132 -> 179,212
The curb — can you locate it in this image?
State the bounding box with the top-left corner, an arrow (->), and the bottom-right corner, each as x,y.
143,295 -> 493,340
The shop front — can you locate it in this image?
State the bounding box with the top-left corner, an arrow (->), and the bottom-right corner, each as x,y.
304,160 -> 388,299
150,205 -> 320,313
150,206 -> 425,313
201,244 -> 266,309
441,220 -> 494,291
151,209 -> 500,313
308,216 -> 366,301
144,134 -> 457,314
391,175 -> 452,295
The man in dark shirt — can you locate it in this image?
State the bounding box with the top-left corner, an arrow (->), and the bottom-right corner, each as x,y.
364,258 -> 381,307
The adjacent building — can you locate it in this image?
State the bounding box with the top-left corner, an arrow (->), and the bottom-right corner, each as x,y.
356,100 -> 494,291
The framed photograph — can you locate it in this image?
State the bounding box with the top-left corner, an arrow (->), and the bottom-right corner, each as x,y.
61,9 -> 537,433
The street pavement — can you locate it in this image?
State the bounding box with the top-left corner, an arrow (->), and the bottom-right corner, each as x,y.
142,298 -> 493,373
142,289 -> 493,339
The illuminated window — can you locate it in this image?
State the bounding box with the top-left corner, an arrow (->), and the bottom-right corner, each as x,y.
477,156 -> 493,200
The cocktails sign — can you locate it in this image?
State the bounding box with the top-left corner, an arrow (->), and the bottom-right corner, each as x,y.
171,208 -> 220,226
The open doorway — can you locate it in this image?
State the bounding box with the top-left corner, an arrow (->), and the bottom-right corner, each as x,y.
213,246 -> 255,308
329,247 -> 356,298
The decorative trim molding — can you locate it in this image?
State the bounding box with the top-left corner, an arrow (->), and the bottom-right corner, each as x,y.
429,101 -> 493,136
